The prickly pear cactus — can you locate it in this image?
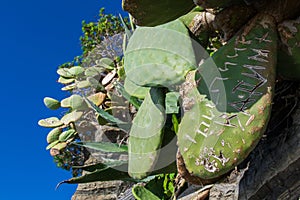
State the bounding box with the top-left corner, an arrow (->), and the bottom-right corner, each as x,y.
177,14 -> 277,180
122,0 -> 195,26
39,3 -> 300,199
277,16 -> 300,80
124,19 -> 198,88
128,87 -> 165,179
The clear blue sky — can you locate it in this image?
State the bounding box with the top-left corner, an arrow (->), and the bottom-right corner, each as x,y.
0,0 -> 125,199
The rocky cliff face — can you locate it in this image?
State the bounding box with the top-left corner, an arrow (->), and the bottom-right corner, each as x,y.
71,180 -> 130,200
238,81 -> 300,199
71,156 -> 132,200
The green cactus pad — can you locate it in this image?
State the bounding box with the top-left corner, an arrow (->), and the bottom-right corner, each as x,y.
132,185 -> 160,200
124,19 -> 198,88
124,78 -> 150,99
98,57 -> 114,69
57,66 -> 84,78
61,111 -> 83,125
57,68 -> 74,78
61,83 -> 76,91
177,14 -> 277,180
38,117 -> 64,128
76,80 -> 91,89
68,66 -> 85,76
128,88 -> 166,179
87,92 -> 106,106
57,76 -> 75,84
59,129 -> 77,142
43,97 -> 61,110
165,92 -> 180,114
61,94 -> 88,111
46,140 -> 60,150
122,0 -> 195,26
84,66 -> 104,77
277,17 -> 300,80
46,128 -> 62,144
52,142 -> 67,151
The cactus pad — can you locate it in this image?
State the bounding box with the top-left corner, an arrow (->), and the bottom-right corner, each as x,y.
87,92 -> 106,106
61,94 -> 88,111
128,88 -> 165,179
46,140 -> 60,150
52,142 -> 67,151
46,128 -> 62,144
122,0 -> 195,26
60,111 -> 83,125
38,117 -> 64,128
59,129 -> 77,142
124,78 -> 150,99
43,97 -> 61,110
58,76 -> 75,84
177,14 -> 277,180
124,19 -> 198,88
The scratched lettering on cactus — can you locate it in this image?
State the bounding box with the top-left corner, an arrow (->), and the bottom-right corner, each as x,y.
238,39 -> 252,45
185,134 -> 197,144
196,122 -> 210,137
228,35 -> 269,112
232,80 -> 264,95
255,32 -> 272,43
197,110 -> 215,137
218,62 -> 237,72
229,63 -> 268,113
240,66 -> 266,86
209,77 -> 228,105
248,49 -> 270,62
230,97 -> 256,112
214,113 -> 245,131
227,48 -> 247,58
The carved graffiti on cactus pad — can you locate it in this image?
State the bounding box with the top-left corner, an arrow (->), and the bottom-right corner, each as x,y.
227,48 -> 247,58
248,48 -> 270,62
255,32 -> 272,43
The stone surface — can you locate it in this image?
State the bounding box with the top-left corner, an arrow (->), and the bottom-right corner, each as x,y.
71,180 -> 130,200
71,156 -> 132,200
